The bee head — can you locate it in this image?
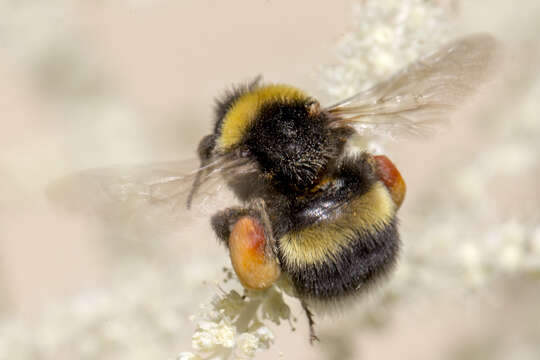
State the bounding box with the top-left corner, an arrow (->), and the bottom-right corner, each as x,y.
210,82 -> 352,192
243,100 -> 333,191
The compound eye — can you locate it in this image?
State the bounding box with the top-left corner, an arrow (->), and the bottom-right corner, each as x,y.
236,146 -> 252,158
228,216 -> 280,290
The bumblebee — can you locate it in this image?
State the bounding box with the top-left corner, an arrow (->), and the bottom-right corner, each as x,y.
200,81 -> 403,300
187,34 -> 497,341
50,34 -> 497,342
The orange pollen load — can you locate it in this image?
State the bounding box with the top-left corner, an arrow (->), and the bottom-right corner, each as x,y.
228,216 -> 281,290
374,155 -> 407,209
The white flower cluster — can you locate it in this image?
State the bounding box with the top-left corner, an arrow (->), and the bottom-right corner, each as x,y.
316,0 -> 540,300
318,0 -> 453,152
402,76 -> 540,294
178,282 -> 291,360
0,263 -> 218,360
319,0 -> 452,102
308,0 -> 540,354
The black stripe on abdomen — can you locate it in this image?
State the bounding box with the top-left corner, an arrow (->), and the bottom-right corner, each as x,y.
282,218 -> 400,301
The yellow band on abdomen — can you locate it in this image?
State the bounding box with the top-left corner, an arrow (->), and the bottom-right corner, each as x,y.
279,182 -> 395,267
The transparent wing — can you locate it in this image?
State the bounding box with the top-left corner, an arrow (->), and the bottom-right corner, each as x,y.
325,34 -> 499,139
48,156 -> 258,233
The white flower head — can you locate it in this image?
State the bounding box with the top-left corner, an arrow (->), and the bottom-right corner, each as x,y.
183,286 -> 281,359
319,0 -> 452,103
176,352 -> 202,360
234,333 -> 259,359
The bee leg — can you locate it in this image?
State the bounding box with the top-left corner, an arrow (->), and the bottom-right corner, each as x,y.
211,200 -> 276,252
246,198 -> 278,258
211,202 -> 281,290
301,300 -> 319,345
211,207 -> 252,246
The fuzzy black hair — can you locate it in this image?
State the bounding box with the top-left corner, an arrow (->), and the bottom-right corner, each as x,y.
213,76 -> 262,135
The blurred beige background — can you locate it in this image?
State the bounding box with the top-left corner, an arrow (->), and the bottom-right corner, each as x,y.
0,0 -> 353,313
1,1 -> 540,359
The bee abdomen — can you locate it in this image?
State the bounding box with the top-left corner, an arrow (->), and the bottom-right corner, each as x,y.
286,219 -> 399,300
278,182 -> 400,300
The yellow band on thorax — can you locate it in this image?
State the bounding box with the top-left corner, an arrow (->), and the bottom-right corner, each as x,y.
217,84 -> 308,150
